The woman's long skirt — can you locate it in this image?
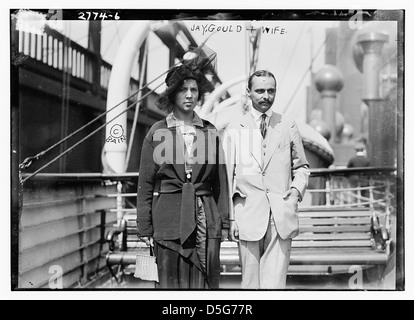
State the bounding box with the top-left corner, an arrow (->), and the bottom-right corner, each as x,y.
154,238 -> 220,289
154,198 -> 221,289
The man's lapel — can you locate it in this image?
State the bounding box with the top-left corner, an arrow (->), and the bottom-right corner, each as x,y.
263,112 -> 283,169
240,113 -> 262,169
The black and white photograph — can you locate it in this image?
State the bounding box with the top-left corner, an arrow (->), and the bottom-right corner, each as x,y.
6,0 -> 411,300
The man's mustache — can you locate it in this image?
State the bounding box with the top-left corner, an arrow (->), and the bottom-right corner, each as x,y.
260,100 -> 271,104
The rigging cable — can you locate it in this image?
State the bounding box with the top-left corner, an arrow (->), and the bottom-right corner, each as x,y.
277,24 -> 305,93
21,81 -> 164,183
102,25 -> 122,57
19,60 -> 180,172
282,37 -> 328,114
19,28 -> 223,181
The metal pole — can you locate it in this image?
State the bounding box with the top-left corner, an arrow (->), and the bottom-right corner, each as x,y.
103,21 -> 151,174
357,32 -> 388,165
314,65 -> 343,143
125,40 -> 148,169
116,181 -> 123,227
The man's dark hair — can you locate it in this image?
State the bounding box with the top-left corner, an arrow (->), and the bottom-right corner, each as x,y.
248,70 -> 277,90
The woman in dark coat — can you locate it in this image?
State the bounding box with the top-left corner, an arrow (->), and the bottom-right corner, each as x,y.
136,48 -> 229,289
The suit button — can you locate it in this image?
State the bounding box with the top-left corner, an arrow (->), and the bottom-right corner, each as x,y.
266,189 -> 269,193
263,144 -> 266,148
262,172 -> 266,176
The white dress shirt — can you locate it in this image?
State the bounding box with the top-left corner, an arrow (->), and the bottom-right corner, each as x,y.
250,107 -> 272,132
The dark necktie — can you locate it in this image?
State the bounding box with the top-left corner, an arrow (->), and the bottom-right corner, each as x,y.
260,114 -> 267,139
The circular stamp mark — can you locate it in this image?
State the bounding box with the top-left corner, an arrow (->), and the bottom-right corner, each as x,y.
106,124 -> 126,144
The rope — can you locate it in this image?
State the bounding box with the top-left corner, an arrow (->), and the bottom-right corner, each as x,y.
21,81 -> 164,184
19,61 -> 180,171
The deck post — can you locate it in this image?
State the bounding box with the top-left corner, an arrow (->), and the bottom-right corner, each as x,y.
385,179 -> 391,234
325,176 -> 331,207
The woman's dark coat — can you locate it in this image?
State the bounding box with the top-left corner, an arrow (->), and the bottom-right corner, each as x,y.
137,118 -> 230,242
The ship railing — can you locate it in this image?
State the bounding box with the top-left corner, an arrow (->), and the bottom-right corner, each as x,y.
303,167 -> 397,241
17,168 -> 396,288
106,167 -> 397,227
103,167 -> 397,239
102,167 -> 397,281
15,23 -> 140,97
17,173 -> 138,289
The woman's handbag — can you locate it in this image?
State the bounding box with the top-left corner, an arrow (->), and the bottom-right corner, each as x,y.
134,246 -> 159,282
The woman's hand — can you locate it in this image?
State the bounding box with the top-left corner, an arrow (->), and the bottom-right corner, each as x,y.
221,229 -> 229,242
140,236 -> 154,247
229,221 -> 239,242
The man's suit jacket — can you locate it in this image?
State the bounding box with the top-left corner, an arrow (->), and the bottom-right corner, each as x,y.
223,111 -> 310,241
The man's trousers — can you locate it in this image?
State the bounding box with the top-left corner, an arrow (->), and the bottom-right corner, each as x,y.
238,215 -> 292,289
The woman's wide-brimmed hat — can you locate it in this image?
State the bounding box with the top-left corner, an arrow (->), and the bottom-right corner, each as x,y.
155,45 -> 217,112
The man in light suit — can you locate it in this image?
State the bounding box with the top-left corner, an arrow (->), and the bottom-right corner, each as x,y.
223,70 -> 310,289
